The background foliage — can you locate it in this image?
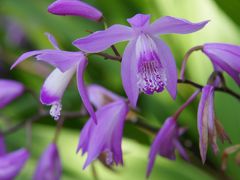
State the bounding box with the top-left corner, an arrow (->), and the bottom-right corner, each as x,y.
0,0 -> 240,179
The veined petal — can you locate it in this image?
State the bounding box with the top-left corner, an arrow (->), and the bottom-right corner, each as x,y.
152,37 -> 178,99
0,149 -> 29,180
45,32 -> 60,50
48,0 -> 103,22
73,25 -> 133,53
0,79 -> 24,109
33,144 -> 61,180
87,84 -> 123,109
40,67 -> 75,106
0,135 -> 6,156
127,14 -> 151,28
76,59 -> 97,123
121,39 -> 139,107
148,16 -> 209,35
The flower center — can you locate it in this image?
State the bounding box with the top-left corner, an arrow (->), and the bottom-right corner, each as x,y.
50,102 -> 62,120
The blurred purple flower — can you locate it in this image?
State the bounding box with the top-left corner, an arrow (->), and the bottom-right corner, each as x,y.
48,0 -> 103,22
198,85 -> 230,163
33,143 -> 61,180
73,14 -> 208,107
0,79 -> 24,109
77,100 -> 129,169
11,33 -> 96,122
147,117 -> 188,177
0,135 -> 6,156
203,43 -> 240,85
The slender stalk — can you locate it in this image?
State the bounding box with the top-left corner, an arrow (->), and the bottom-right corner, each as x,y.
52,117 -> 64,143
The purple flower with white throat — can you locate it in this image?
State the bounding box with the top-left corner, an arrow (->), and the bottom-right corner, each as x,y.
0,79 -> 24,109
198,85 -> 230,163
147,117 -> 188,177
202,43 -> 240,85
77,100 -> 129,169
0,136 -> 29,180
11,33 -> 96,122
48,0 -> 103,22
73,14 -> 208,106
33,143 -> 61,180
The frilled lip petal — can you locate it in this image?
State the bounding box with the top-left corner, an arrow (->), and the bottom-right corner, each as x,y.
76,59 -> 97,123
121,39 -> 139,107
197,85 -> 215,163
11,49 -> 82,73
33,143 -> 61,180
48,0 -> 103,22
40,67 -> 75,105
87,84 -> 123,109
0,79 -> 24,109
152,37 -> 178,99
77,100 -> 129,169
127,14 -> 151,28
147,16 -> 209,35
0,148 -> 29,180
73,24 -> 133,53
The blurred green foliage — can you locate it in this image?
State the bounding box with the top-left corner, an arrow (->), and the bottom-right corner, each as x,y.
0,0 -> 240,179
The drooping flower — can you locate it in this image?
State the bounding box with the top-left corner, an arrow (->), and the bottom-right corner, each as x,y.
77,100 -> 129,169
11,33 -> 96,122
198,85 -> 230,163
73,14 -> 208,106
48,0 -> 103,22
33,143 -> 61,180
0,79 -> 24,109
202,43 -> 240,85
147,117 -> 188,177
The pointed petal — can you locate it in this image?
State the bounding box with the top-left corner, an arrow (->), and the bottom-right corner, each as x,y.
121,39 -> 139,107
76,59 -> 97,123
148,16 -> 209,35
0,135 -> 6,156
152,37 -> 178,99
174,140 -> 189,161
40,67 -> 75,105
73,25 -> 133,53
0,149 -> 29,180
0,79 -> 24,109
127,14 -> 151,28
48,0 -> 103,22
33,144 -> 61,180
45,32 -> 60,50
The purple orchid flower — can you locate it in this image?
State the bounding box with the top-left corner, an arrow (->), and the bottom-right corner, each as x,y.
73,14 -> 208,107
198,85 -> 230,163
77,99 -> 129,169
33,143 -> 61,180
48,0 -> 103,22
11,33 -> 96,122
147,117 -> 188,177
0,79 -> 24,109
202,43 -> 240,85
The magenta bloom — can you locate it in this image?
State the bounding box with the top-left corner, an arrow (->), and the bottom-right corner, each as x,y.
11,33 -> 96,122
73,14 -> 208,106
203,43 -> 240,85
77,100 -> 129,169
33,143 -> 61,180
48,0 -> 103,22
147,117 -> 188,177
0,79 -> 24,109
198,85 -> 230,163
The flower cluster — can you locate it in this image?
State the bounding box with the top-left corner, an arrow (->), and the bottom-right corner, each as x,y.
0,0 -> 239,179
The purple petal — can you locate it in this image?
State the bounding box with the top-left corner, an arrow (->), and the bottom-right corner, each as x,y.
45,32 -> 60,50
87,84 -> 123,109
121,39 -> 139,107
127,14 -> 151,28
0,148 -> 29,180
174,140 -> 189,161
73,25 -> 133,53
152,37 -> 178,99
33,143 -> 61,180
76,59 -> 97,123
0,79 -> 24,109
48,0 -> 103,22
148,16 -> 209,35
40,67 -> 75,105
0,135 -> 6,156
198,85 -> 214,163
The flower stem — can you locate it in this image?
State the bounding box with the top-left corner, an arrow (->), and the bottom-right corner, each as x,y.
52,117 -> 64,144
